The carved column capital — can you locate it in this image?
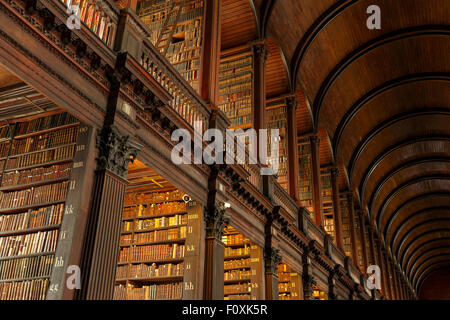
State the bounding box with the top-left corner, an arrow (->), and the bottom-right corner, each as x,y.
330,166 -> 339,178
309,134 -> 320,145
302,273 -> 316,298
264,247 -> 282,274
252,43 -> 268,62
285,96 -> 297,111
95,125 -> 140,178
204,201 -> 231,239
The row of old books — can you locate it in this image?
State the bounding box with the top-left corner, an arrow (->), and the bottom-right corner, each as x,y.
224,245 -> 250,258
224,269 -> 251,281
114,282 -> 182,300
123,214 -> 187,232
5,144 -> 74,171
124,189 -> 184,206
0,181 -> 68,209
118,244 -> 185,263
223,283 -> 251,296
0,229 -> 59,258
11,112 -> 77,137
0,204 -> 64,232
120,227 -> 187,245
9,126 -> 77,156
0,126 -> 12,140
0,141 -> 10,158
0,278 -> 49,300
0,254 -> 53,280
116,262 -> 184,280
125,202 -> 186,219
1,163 -> 72,187
224,258 -> 250,270
221,233 -> 246,246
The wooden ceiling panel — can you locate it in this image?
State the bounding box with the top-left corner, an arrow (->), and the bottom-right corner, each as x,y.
265,38 -> 290,98
221,0 -> 258,50
296,87 -> 313,134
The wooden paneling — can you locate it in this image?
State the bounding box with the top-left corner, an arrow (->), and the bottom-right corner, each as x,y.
221,0 -> 258,50
265,38 -> 290,98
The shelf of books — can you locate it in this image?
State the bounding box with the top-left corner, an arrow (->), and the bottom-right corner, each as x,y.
266,103 -> 287,190
321,169 -> 335,239
222,226 -> 263,300
114,160 -> 201,300
298,138 -> 314,216
339,195 -> 352,257
312,283 -> 328,300
218,54 -> 253,129
0,111 -> 87,300
138,0 -> 204,92
353,214 -> 364,272
277,263 -> 302,300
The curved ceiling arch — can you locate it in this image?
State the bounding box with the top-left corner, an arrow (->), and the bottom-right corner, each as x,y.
375,174 -> 450,228
388,207 -> 450,251
368,158 -> 450,217
333,74 -> 450,156
416,262 -> 450,292
348,111 -> 450,186
406,239 -> 450,277
399,228 -> 450,269
409,248 -> 450,283
359,137 -> 450,211
394,220 -> 450,261
312,27 -> 450,127
412,256 -> 450,290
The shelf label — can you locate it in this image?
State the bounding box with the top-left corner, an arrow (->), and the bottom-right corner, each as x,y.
187,245 -> 195,252
49,284 -> 59,293
250,258 -> 259,263
73,161 -> 84,168
69,180 -> 76,190
55,256 -> 65,268
184,282 -> 194,291
79,126 -> 88,134
64,205 -> 74,215
60,230 -> 67,240
76,145 -> 85,152
188,214 -> 198,220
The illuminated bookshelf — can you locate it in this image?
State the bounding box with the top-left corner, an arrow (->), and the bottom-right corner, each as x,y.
266,102 -> 287,190
277,263 -> 302,300
298,138 -> 314,217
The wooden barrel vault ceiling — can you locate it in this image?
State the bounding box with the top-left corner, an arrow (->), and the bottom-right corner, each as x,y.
221,0 -> 450,293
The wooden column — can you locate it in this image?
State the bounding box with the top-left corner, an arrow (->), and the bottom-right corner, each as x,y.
367,226 -> 377,267
302,254 -> 315,300
77,126 -> 140,299
286,97 -> 301,205
392,264 -> 400,300
310,135 -> 323,228
385,253 -> 395,300
376,243 -> 389,299
199,0 -> 221,107
358,211 -> 369,272
264,207 -> 282,300
330,167 -> 343,250
252,43 -> 267,132
347,193 -> 359,266
203,166 -> 230,300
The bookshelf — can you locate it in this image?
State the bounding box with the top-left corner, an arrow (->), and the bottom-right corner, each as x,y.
266,103 -> 287,190
321,169 -> 334,239
277,263 -> 302,300
312,283 -> 328,300
222,226 -> 263,300
138,0 -> 204,92
0,112 -> 81,300
218,54 -> 253,129
114,161 -> 201,300
298,138 -> 313,216
340,195 -> 352,257
353,214 -> 364,272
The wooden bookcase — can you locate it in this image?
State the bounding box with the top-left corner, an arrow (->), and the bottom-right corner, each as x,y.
218,54 -> 253,129
222,226 -> 263,300
138,0 -> 204,92
312,283 -> 328,300
340,195 -> 352,257
298,138 -> 314,216
266,102 -> 287,190
0,111 -> 82,300
113,168 -> 201,300
277,263 -> 302,300
321,169 -> 335,239
353,214 -> 364,272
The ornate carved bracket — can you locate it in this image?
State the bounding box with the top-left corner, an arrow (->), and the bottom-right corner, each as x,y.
302,273 -> 316,298
96,125 -> 140,178
204,201 -> 231,240
264,247 -> 282,274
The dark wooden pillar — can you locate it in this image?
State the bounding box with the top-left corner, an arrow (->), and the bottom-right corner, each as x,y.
203,166 -> 230,299
347,193 -> 359,266
330,167 -> 343,250
264,207 -> 282,300
252,43 -> 267,132
77,126 -> 140,299
376,242 -> 389,299
302,253 -> 315,300
367,226 -> 377,267
310,135 -> 323,228
286,97 -> 301,205
358,211 -> 369,272
392,263 -> 400,300
200,0 -> 221,107
385,253 -> 395,300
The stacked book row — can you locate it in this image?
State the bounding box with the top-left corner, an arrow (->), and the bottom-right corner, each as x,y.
0,254 -> 54,280
118,244 -> 185,263
0,204 -> 64,232
0,181 -> 68,208
0,230 -> 59,258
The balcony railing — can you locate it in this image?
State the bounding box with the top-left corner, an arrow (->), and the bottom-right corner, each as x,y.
61,0 -> 119,47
